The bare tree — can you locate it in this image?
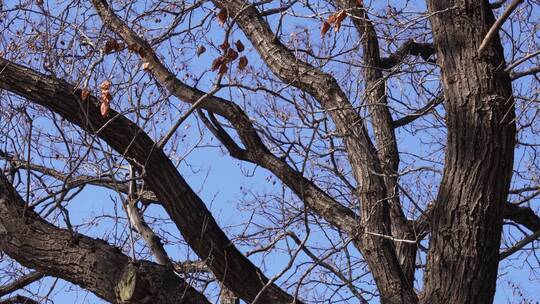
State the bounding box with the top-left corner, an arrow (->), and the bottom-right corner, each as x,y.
0,0 -> 539,303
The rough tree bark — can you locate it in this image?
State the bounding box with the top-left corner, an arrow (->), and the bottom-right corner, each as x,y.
0,171 -> 210,304
0,0 -> 538,303
420,1 -> 516,303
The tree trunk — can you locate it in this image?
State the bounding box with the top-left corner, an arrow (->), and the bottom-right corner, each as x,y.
421,1 -> 516,303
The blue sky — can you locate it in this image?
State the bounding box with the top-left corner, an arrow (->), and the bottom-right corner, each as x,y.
1,0 -> 540,303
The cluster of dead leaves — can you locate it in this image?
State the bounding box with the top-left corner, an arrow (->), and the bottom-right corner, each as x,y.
99,80 -> 112,117
80,80 -> 113,118
321,10 -> 347,37
211,39 -> 248,75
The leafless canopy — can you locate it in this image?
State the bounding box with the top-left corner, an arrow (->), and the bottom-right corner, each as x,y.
0,0 -> 539,303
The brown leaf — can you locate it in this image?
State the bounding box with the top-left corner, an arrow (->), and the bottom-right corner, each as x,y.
334,10 -> 347,32
196,46 -> 206,57
235,40 -> 245,52
218,63 -> 228,75
99,80 -> 111,91
238,56 -> 248,71
127,43 -> 141,53
219,41 -> 230,52
142,62 -> 151,71
335,10 -> 347,22
36,0 -> 43,6
217,9 -> 228,26
211,56 -> 224,71
137,48 -> 146,58
99,81 -> 111,92
101,91 -> 112,103
81,88 -> 90,101
225,48 -> 238,62
104,39 -> 119,54
321,21 -> 331,37
327,13 -> 337,24
100,102 -> 110,118
115,43 -> 125,52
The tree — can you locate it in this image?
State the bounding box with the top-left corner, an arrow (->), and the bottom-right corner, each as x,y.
0,0 -> 539,303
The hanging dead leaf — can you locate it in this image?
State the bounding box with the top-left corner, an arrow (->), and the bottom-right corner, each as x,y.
100,102 -> 110,117
36,0 -> 44,6
81,87 -> 90,101
127,43 -> 141,53
321,21 -> 331,37
196,46 -> 206,57
335,10 -> 347,22
327,13 -> 337,24
101,91 -> 112,103
225,48 -> 238,61
238,56 -> 248,70
218,63 -> 228,75
211,56 -> 224,71
220,41 -> 230,52
217,9 -> 228,26
99,80 -> 111,91
142,62 -> 151,71
115,43 -> 125,52
334,10 -> 347,32
104,39 -> 119,54
235,40 -> 245,52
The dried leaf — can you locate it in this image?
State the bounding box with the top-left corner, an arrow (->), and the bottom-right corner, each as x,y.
225,48 -> 238,61
327,13 -> 337,24
217,9 -> 228,26
235,40 -> 245,52
127,43 -> 141,53
99,80 -> 111,91
218,63 -> 228,75
115,43 -> 125,52
104,39 -> 119,54
100,102 -> 110,118
81,87 -> 90,101
211,56 -> 224,71
36,0 -> 43,6
334,10 -> 347,32
335,10 -> 347,23
101,91 -> 112,103
220,41 -> 230,52
321,21 -> 331,37
238,56 -> 248,71
137,48 -> 146,58
142,62 -> 151,71
196,46 -> 206,57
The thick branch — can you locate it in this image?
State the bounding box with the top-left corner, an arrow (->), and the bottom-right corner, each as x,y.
504,203 -> 540,232
380,40 -> 435,69
334,0 -> 417,289
0,171 -> 209,304
478,0 -> 524,55
510,66 -> 540,80
212,0 -> 417,302
0,295 -> 40,304
0,57 -> 294,304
